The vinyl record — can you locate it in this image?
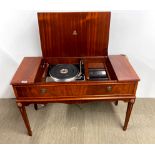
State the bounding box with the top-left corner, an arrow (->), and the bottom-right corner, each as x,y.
49,64 -> 79,82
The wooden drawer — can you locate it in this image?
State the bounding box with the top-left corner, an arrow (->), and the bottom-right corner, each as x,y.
15,82 -> 136,98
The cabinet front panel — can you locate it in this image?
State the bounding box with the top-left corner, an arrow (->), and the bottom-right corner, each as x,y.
15,83 -> 136,98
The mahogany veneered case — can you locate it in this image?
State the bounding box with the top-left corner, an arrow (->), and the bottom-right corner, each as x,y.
11,12 -> 140,136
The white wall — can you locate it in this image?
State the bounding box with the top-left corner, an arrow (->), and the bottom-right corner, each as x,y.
0,10 -> 155,98
109,11 -> 155,98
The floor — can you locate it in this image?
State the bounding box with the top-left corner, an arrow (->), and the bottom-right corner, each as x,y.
0,98 -> 155,144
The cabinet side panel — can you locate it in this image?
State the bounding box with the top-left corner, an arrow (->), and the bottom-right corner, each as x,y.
108,55 -> 140,81
11,57 -> 42,84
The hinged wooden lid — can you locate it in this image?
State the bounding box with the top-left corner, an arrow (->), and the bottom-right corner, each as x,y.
38,12 -> 111,57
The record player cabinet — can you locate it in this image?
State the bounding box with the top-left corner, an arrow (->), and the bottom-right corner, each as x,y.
11,12 -> 140,136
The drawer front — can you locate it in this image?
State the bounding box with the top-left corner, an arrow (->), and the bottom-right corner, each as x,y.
15,83 -> 136,98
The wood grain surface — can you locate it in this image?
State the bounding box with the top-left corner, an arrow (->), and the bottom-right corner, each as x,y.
38,12 -> 111,57
108,55 -> 140,81
11,57 -> 42,84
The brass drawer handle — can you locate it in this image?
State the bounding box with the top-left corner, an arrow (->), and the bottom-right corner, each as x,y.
40,88 -> 47,94
107,86 -> 112,92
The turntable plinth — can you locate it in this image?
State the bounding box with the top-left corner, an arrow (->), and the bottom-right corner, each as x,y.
11,12 -> 140,136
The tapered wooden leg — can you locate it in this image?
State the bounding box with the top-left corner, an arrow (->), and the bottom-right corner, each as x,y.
17,103 -> 32,136
123,99 -> 135,131
114,100 -> 118,106
34,104 -> 38,110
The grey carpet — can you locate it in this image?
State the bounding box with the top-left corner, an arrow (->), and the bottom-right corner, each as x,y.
0,98 -> 155,144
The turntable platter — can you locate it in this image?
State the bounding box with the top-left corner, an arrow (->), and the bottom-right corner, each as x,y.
49,64 -> 79,82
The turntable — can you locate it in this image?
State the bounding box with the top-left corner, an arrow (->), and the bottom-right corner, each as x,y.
11,12 -> 140,136
46,61 -> 85,82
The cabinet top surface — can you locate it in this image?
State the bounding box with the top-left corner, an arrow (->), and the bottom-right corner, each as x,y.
11,55 -> 140,85
38,12 -> 111,58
